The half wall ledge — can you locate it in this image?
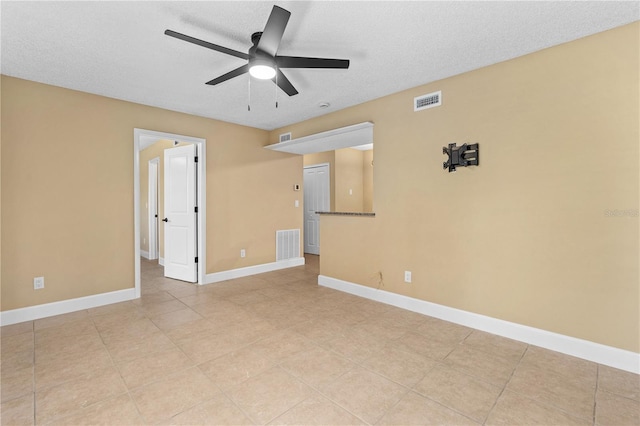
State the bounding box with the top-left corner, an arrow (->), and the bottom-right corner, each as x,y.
316,211 -> 375,217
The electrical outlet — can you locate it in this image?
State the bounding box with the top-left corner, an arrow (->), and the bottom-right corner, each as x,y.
240,249 -> 246,258
404,271 -> 412,283
34,276 -> 45,290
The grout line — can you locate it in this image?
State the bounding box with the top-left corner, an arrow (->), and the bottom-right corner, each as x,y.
593,364 -> 599,426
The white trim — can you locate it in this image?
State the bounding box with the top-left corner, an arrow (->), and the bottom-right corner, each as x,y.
204,257 -> 305,284
140,250 -> 150,259
134,129 -> 207,295
265,122 -> 374,155
0,288 -> 136,326
318,275 -> 640,374
159,257 -> 165,266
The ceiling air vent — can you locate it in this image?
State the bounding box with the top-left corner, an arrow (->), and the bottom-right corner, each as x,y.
414,91 -> 442,112
279,132 -> 292,143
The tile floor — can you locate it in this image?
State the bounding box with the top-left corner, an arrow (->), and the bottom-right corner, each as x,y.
1,255 -> 639,425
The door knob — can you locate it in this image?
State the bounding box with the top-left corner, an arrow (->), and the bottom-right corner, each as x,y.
162,218 -> 169,222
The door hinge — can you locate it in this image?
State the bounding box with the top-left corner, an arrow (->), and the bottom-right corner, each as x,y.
194,206 -> 198,213
195,257 -> 198,263
194,156 -> 198,163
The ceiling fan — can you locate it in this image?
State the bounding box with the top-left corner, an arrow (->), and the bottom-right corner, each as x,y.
165,5 -> 350,96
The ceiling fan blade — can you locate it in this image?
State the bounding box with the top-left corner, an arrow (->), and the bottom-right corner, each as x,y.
256,6 -> 290,56
276,56 -> 350,69
272,69 -> 298,96
165,29 -> 249,60
206,64 -> 249,85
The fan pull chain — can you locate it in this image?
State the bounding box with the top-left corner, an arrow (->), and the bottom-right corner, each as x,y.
247,76 -> 251,112
275,68 -> 279,109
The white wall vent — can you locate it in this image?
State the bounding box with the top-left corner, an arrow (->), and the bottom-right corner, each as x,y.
276,229 -> 300,261
279,132 -> 292,143
414,91 -> 442,112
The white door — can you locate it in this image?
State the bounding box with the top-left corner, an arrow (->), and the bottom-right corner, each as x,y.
163,144 -> 197,282
303,164 -> 330,255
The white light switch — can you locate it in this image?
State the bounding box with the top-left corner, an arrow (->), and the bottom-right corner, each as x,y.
295,200 -> 299,207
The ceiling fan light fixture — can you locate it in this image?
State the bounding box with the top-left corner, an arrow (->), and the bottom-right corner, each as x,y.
249,58 -> 276,79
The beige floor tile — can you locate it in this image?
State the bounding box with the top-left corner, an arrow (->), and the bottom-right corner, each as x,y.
228,366 -> 314,424
378,391 -> 478,425
486,391 -> 590,425
320,328 -> 389,363
360,344 -> 437,387
35,347 -> 113,390
48,394 -> 144,426
413,364 -> 502,423
395,331 -> 457,360
353,318 -> 408,340
379,307 -> 427,327
227,290 -> 272,306
462,330 -> 528,362
35,331 -> 105,363
164,318 -> 219,345
321,367 -> 408,424
97,317 -> 161,346
0,393 -> 34,426
280,346 -> 355,390
178,329 -> 247,364
168,394 -> 252,425
443,345 -> 518,387
1,332 -> 34,373
130,367 -> 220,424
1,365 -> 33,403
595,390 -> 640,425
1,333 -> 34,357
36,367 -> 127,424
598,364 -> 640,401
116,346 -> 194,389
0,322 -> 33,338
414,316 -> 473,344
198,346 -> 275,391
224,318 -> 279,346
104,330 -> 175,363
34,310 -> 89,331
507,362 -> 596,420
87,301 -> 138,317
91,308 -> 147,332
270,394 -> 366,425
149,307 -> 204,330
137,298 -> 188,317
131,290 -> 176,305
34,319 -> 98,346
290,318 -> 349,343
520,346 -> 597,386
247,329 -> 317,364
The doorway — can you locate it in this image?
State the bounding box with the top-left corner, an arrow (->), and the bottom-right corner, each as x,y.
133,129 -> 207,297
303,163 -> 330,255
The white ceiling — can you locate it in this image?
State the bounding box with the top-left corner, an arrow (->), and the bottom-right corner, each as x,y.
2,1 -> 637,131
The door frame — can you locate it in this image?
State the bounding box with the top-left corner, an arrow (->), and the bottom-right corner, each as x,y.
303,163 -> 330,255
134,128 -> 207,297
148,157 -> 159,260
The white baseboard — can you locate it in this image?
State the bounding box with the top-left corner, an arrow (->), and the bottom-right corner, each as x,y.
204,257 -> 305,284
159,257 -> 165,266
0,288 -> 137,326
140,250 -> 150,259
318,275 -> 640,374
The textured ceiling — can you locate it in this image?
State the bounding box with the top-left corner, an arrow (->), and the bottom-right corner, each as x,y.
2,1 -> 638,130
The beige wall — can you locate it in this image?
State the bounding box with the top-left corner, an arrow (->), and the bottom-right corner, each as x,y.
1,76 -> 302,311
271,23 -> 640,352
363,150 -> 374,213
335,148 -> 364,212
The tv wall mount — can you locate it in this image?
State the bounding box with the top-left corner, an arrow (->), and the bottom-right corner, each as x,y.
443,143 -> 479,173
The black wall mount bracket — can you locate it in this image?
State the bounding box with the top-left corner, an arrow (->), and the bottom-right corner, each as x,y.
443,143 -> 479,173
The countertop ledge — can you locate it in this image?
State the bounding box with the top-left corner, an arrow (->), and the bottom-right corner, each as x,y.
316,211 -> 376,217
